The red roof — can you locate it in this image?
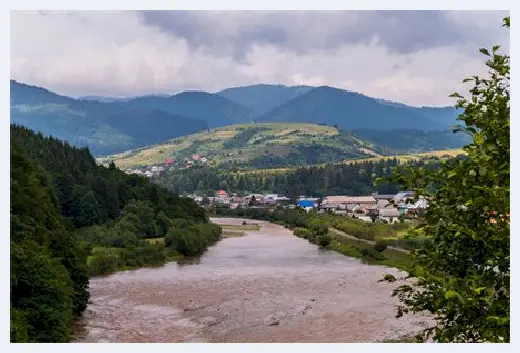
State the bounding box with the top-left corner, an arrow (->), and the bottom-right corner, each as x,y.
216,190 -> 228,196
164,158 -> 174,164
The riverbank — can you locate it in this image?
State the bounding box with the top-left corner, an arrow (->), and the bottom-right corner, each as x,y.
74,218 -> 432,343
212,216 -> 413,271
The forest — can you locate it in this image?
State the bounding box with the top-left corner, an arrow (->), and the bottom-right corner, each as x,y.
10,124 -> 220,342
156,157 -> 447,198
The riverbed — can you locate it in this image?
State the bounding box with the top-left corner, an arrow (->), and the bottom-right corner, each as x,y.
72,218 -> 431,343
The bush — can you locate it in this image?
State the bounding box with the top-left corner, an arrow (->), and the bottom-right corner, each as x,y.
317,234 -> 332,248
373,241 -> 388,252
359,247 -> 386,261
294,227 -> 312,239
87,247 -> 121,276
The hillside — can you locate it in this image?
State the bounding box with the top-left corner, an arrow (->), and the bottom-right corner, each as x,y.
100,123 -> 468,170
100,123 -> 379,169
258,86 -> 457,130
217,84 -> 313,116
10,81 -> 208,156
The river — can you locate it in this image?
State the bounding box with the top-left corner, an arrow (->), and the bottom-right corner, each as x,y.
72,218 -> 432,343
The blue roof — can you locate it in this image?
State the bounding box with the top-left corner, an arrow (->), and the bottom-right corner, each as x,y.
297,200 -> 315,207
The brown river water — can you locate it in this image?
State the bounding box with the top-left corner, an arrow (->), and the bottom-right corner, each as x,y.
72,218 -> 432,343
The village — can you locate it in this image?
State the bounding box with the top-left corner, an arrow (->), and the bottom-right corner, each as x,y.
189,190 -> 428,224
122,154 -> 208,178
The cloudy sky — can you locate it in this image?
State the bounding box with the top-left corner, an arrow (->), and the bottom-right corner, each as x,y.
11,10 -> 509,106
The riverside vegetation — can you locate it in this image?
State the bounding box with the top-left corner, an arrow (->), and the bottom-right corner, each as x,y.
212,207 -> 417,270
10,125 -> 222,342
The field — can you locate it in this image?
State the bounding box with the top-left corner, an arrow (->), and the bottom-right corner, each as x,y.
97,123 -> 383,168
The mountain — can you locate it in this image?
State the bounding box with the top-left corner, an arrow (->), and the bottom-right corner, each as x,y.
101,122 -> 468,170
258,86 -> 455,130
79,95 -> 130,103
79,93 -> 171,103
124,92 -> 252,127
10,81 -> 208,156
217,84 -> 314,117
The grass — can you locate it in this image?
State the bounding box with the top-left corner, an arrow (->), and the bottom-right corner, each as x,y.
222,230 -> 246,238
145,237 -> 165,245
221,224 -> 261,231
329,235 -> 412,271
98,123 -> 384,168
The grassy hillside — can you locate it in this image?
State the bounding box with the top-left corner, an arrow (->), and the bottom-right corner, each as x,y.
100,123 -> 378,169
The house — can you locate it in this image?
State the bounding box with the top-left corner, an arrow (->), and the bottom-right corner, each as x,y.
296,199 -> 316,208
215,190 -> 229,198
243,194 -> 265,205
164,158 -> 174,166
379,208 -> 401,223
393,191 -> 415,205
263,194 -> 291,205
372,192 -> 396,201
320,196 -> 376,215
144,171 -> 153,178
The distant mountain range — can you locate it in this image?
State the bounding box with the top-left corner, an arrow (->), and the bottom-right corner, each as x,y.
10,80 -> 463,157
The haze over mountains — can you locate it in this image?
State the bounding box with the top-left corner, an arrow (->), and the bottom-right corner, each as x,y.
10,80 -> 463,157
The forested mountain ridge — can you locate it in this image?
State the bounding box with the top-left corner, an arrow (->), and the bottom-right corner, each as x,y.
217,84 -> 314,116
10,80 -> 208,156
258,86 -> 459,131
11,80 -> 463,159
10,124 -> 219,342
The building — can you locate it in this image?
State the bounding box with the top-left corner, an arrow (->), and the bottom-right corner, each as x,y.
296,199 -> 316,208
372,192 -> 396,201
215,190 -> 229,198
320,196 -> 376,215
378,208 -> 401,223
164,158 -> 174,166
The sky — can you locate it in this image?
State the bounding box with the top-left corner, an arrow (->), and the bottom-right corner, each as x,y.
10,10 -> 509,107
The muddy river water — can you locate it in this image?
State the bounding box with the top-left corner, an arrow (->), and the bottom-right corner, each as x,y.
72,218 -> 432,343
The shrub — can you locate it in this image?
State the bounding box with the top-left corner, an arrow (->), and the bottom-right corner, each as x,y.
294,227 -> 312,239
373,241 -> 388,252
317,234 -> 332,248
359,247 -> 386,261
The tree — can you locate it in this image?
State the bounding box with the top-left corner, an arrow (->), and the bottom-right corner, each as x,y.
385,17 -> 510,342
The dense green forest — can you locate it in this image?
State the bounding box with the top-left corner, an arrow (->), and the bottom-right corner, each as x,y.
10,124 -> 219,342
351,129 -> 470,155
156,158 -> 440,197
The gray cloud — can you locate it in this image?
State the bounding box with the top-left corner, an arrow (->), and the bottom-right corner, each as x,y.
10,11 -> 510,106
138,10 -> 509,58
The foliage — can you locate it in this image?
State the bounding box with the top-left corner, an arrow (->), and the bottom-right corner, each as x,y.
317,234 -> 333,248
10,140 -> 89,342
11,124 -> 215,342
385,18 -> 510,343
158,158 -> 424,197
293,227 -> 313,239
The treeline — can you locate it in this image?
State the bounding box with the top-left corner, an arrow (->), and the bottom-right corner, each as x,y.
10,125 -> 218,342
157,158 -> 430,197
351,129 -> 470,155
